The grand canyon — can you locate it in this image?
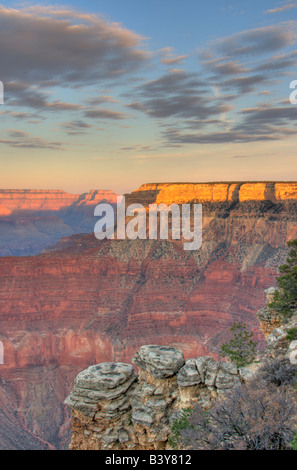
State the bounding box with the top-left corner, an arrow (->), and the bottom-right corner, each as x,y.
0,182 -> 297,449
0,189 -> 118,256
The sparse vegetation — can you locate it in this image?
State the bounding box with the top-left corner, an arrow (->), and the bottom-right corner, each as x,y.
220,322 -> 258,368
168,243 -> 297,451
286,327 -> 297,342
178,380 -> 296,450
257,357 -> 297,387
269,239 -> 297,320
168,407 -> 192,449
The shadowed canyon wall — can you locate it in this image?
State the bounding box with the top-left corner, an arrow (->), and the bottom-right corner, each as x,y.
0,189 -> 118,256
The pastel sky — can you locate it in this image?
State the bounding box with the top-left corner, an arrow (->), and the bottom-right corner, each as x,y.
1,0 -> 297,194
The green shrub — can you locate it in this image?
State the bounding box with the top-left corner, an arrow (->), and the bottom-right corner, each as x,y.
220,322 -> 258,368
180,381 -> 297,450
286,327 -> 297,342
168,407 -> 193,449
269,239 -> 297,320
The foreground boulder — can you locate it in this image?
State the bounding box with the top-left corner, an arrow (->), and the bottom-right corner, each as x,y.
65,345 -> 243,450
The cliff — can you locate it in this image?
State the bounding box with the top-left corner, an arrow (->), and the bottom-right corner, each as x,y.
65,293 -> 297,451
0,189 -> 118,256
127,182 -> 297,205
0,189 -> 117,212
0,181 -> 297,448
65,345 -> 242,450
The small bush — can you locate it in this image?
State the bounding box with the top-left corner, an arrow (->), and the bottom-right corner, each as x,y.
268,239 -> 297,320
168,408 -> 192,449
180,381 -> 297,450
286,327 -> 297,342
257,358 -> 297,387
220,322 -> 258,368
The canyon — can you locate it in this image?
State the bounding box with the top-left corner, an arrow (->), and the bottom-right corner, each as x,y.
0,189 -> 118,256
64,316 -> 297,451
0,182 -> 297,449
65,345 -> 243,450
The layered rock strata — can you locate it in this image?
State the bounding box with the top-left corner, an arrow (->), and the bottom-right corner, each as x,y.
256,288 -> 297,359
128,182 -> 297,205
65,345 -> 242,450
1,182 -> 297,448
0,189 -> 118,256
0,189 -> 117,212
255,287 -> 282,339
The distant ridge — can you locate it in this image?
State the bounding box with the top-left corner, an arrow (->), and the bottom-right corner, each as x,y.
128,181 -> 297,205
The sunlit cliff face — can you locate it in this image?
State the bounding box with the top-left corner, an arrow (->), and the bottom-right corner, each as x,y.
129,182 -> 297,205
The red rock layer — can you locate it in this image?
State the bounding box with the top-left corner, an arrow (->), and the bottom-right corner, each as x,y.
0,182 -> 297,448
130,182 -> 297,204
0,189 -> 118,213
0,189 -> 119,256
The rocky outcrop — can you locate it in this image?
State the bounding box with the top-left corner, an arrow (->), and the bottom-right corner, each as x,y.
65,345 -> 243,450
256,287 -> 297,359
128,182 -> 297,205
256,287 -> 282,338
66,289 -> 297,451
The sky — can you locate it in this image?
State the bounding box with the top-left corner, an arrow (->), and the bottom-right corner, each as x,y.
1,0 -> 297,194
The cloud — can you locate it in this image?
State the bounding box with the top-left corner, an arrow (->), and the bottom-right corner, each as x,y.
0,110 -> 41,120
0,129 -> 65,149
221,74 -> 268,93
60,120 -> 93,135
254,49 -> 297,71
162,127 -> 279,144
238,103 -> 297,129
127,69 -> 231,120
159,47 -> 188,65
204,59 -> 248,76
83,95 -> 120,106
4,81 -> 82,112
120,144 -> 155,152
84,108 -> 126,120
199,22 -> 297,97
0,6 -> 150,85
264,3 -> 297,14
207,22 -> 297,57
161,99 -> 297,145
161,55 -> 188,65
2,5 -> 297,152
122,21 -> 297,148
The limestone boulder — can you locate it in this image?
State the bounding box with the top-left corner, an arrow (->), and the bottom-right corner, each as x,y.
177,359 -> 202,387
65,362 -> 136,416
132,345 -> 185,379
